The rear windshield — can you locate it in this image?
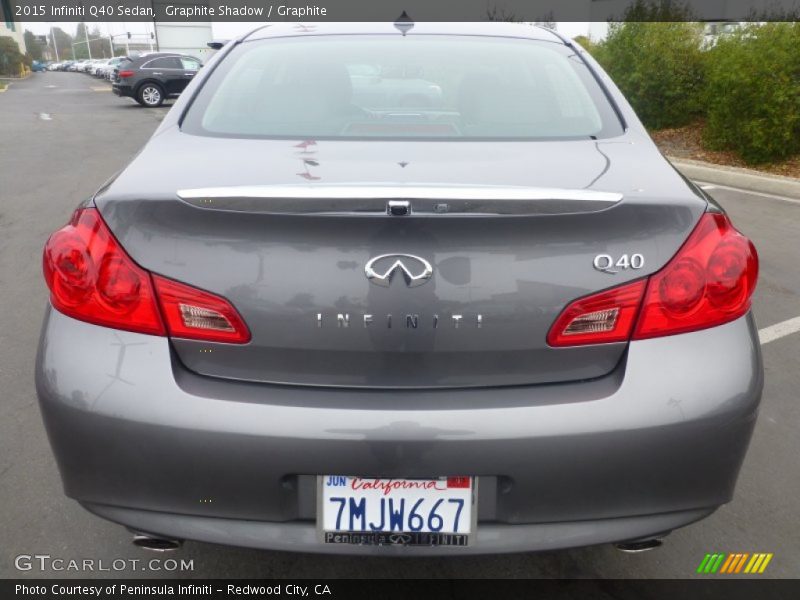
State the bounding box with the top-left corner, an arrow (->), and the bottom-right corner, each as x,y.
182,35 -> 623,140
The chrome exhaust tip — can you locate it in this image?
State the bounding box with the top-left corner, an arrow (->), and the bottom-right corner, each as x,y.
614,537 -> 665,553
131,533 -> 183,552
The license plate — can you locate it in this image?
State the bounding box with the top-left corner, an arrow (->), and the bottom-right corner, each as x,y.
318,476 -> 476,547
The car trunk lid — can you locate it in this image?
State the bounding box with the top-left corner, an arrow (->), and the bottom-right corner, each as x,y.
95,135 -> 706,388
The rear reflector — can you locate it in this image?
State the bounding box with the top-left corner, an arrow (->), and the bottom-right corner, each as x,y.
548,212 -> 758,347
118,70 -> 134,78
43,208 -> 250,344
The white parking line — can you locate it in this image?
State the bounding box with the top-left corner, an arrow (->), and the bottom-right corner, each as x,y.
38,113 -> 52,121
696,181 -> 800,206
759,316 -> 800,345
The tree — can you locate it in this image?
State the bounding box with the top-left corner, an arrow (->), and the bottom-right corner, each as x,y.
24,30 -> 43,61
591,21 -> 705,129
618,0 -> 693,21
703,22 -> 800,163
74,23 -> 90,59
88,26 -> 111,58
0,36 -> 25,76
572,35 -> 595,53
485,4 -> 518,21
534,11 -> 556,30
47,27 -> 73,61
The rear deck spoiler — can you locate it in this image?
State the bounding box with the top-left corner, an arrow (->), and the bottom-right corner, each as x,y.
176,185 -> 623,216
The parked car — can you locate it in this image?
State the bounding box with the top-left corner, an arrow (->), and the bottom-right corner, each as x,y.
31,60 -> 47,72
38,23 -> 762,555
48,62 -> 61,71
97,57 -> 125,79
88,59 -> 107,76
111,53 -> 201,107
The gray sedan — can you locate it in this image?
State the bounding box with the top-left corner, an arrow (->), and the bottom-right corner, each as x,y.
36,22 -> 762,555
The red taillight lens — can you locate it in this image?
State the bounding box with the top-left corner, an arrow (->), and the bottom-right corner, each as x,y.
43,208 -> 165,335
547,279 -> 646,347
153,276 -> 251,344
633,213 -> 758,339
548,212 -> 758,347
118,70 -> 134,78
43,208 -> 251,344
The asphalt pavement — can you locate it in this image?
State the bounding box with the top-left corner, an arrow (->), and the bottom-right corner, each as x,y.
1,72 -> 798,579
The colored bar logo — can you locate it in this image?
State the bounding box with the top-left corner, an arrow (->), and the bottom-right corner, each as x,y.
697,552 -> 773,574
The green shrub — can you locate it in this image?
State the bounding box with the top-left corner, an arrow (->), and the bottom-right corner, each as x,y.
0,36 -> 25,77
703,22 -> 800,164
572,35 -> 595,53
592,22 -> 706,129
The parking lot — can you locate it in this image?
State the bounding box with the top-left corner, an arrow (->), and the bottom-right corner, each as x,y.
1,71 -> 798,579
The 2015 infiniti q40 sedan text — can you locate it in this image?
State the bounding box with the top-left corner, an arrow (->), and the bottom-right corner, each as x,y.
36,22 -> 762,555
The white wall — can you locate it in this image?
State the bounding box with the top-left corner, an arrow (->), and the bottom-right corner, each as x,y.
0,3 -> 27,55
150,0 -> 213,60
153,22 -> 214,61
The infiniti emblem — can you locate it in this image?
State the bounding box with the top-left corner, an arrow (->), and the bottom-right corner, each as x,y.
364,254 -> 433,288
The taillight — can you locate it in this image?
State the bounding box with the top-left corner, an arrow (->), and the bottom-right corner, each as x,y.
547,279 -> 646,347
153,276 -> 250,344
43,208 -> 165,335
548,212 -> 758,347
633,212 -> 758,339
118,70 -> 134,78
43,208 -> 250,343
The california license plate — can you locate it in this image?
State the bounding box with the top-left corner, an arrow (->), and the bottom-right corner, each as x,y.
318,476 -> 476,546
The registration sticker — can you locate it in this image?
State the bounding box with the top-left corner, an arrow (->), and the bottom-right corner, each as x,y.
318,476 -> 476,547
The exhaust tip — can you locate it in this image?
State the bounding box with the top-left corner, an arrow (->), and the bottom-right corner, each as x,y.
614,537 -> 665,553
132,533 -> 183,552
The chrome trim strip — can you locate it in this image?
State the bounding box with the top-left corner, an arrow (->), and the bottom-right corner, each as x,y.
177,185 -> 623,203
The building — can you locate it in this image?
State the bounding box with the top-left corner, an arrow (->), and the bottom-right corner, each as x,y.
154,22 -> 214,61
152,1 -> 213,61
702,22 -> 744,48
0,0 -> 27,54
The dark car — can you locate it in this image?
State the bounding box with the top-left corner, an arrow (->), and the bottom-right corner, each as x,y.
38,23 -> 761,555
112,53 -> 202,107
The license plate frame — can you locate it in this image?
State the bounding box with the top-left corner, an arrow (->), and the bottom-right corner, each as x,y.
317,476 -> 478,547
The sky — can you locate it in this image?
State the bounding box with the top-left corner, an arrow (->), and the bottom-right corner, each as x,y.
23,21 -> 158,42
22,21 -> 609,43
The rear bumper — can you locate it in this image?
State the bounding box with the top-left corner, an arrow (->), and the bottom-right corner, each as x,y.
36,307 -> 763,554
112,84 -> 132,98
84,502 -> 714,556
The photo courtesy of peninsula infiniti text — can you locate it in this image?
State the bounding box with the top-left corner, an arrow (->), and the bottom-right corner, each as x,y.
36,22 -> 763,554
